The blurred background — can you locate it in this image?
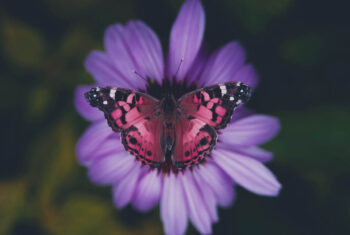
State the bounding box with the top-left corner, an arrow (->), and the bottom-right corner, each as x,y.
1,0 -> 349,234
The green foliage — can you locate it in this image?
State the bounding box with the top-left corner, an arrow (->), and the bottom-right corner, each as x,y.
1,19 -> 46,68
227,0 -> 293,33
0,181 -> 27,234
49,195 -> 129,235
280,33 -> 332,68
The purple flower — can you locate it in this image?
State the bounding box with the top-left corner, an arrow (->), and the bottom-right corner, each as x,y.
74,0 -> 281,234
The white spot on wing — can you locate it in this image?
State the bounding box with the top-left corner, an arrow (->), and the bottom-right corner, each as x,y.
103,100 -> 108,105
220,85 -> 227,95
229,96 -> 234,101
110,89 -> 116,99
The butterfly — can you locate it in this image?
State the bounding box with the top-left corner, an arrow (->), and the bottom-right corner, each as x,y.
85,82 -> 252,169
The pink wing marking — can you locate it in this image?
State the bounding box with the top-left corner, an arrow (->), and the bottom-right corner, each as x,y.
85,87 -> 159,132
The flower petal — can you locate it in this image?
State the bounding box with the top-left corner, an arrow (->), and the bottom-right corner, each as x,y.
88,151 -> 135,186
161,173 -> 188,235
216,143 -> 274,162
132,168 -> 162,212
214,149 -> 281,196
186,45 -> 208,85
220,114 -> 281,146
84,51 -> 132,88
231,64 -> 259,88
104,24 -> 146,89
76,121 -> 115,166
181,171 -> 212,234
124,21 -> 164,82
113,164 -> 147,208
167,0 -> 205,81
74,85 -> 104,121
230,106 -> 253,123
192,168 -> 218,223
200,42 -> 246,86
195,159 -> 235,207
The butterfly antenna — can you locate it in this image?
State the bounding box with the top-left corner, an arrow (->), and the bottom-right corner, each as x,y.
174,57 -> 184,79
132,69 -> 147,82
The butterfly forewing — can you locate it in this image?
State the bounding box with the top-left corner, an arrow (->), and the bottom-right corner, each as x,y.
85,87 -> 159,131
177,82 -> 252,130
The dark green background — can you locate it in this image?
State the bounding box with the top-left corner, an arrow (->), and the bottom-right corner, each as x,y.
1,0 -> 349,234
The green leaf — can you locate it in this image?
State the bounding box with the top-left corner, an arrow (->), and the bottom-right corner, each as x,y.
265,106 -> 350,195
280,33 -> 332,67
48,195 -> 132,235
29,118 -> 78,209
227,0 -> 293,33
1,19 -> 46,68
0,180 -> 27,234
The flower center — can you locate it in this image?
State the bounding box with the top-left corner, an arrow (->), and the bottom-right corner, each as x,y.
144,78 -> 198,100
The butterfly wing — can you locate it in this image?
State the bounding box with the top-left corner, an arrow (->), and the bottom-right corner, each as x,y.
85,87 -> 159,131
85,87 -> 163,166
173,118 -> 217,168
173,82 -> 252,168
121,118 -> 164,167
177,82 -> 252,130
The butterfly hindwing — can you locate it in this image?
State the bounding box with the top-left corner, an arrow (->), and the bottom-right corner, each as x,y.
173,118 -> 217,168
121,120 -> 164,167
178,82 -> 252,130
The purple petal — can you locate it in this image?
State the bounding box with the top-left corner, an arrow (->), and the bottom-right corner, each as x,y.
84,51 -> 132,88
220,114 -> 281,146
231,64 -> 259,89
113,165 -> 147,208
167,0 -> 205,81
192,167 -> 218,223
181,171 -> 212,234
104,24 -> 147,89
74,85 -> 104,121
186,45 -> 208,85
216,143 -> 274,162
161,173 -> 188,235
200,42 -> 246,86
76,121 -> 115,166
214,149 -> 281,196
132,168 -> 162,212
88,151 -> 136,186
124,21 -> 164,82
194,159 -> 235,207
231,106 -> 253,123
89,137 -> 123,158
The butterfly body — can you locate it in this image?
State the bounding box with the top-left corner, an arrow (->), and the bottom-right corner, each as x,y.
85,82 -> 252,169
